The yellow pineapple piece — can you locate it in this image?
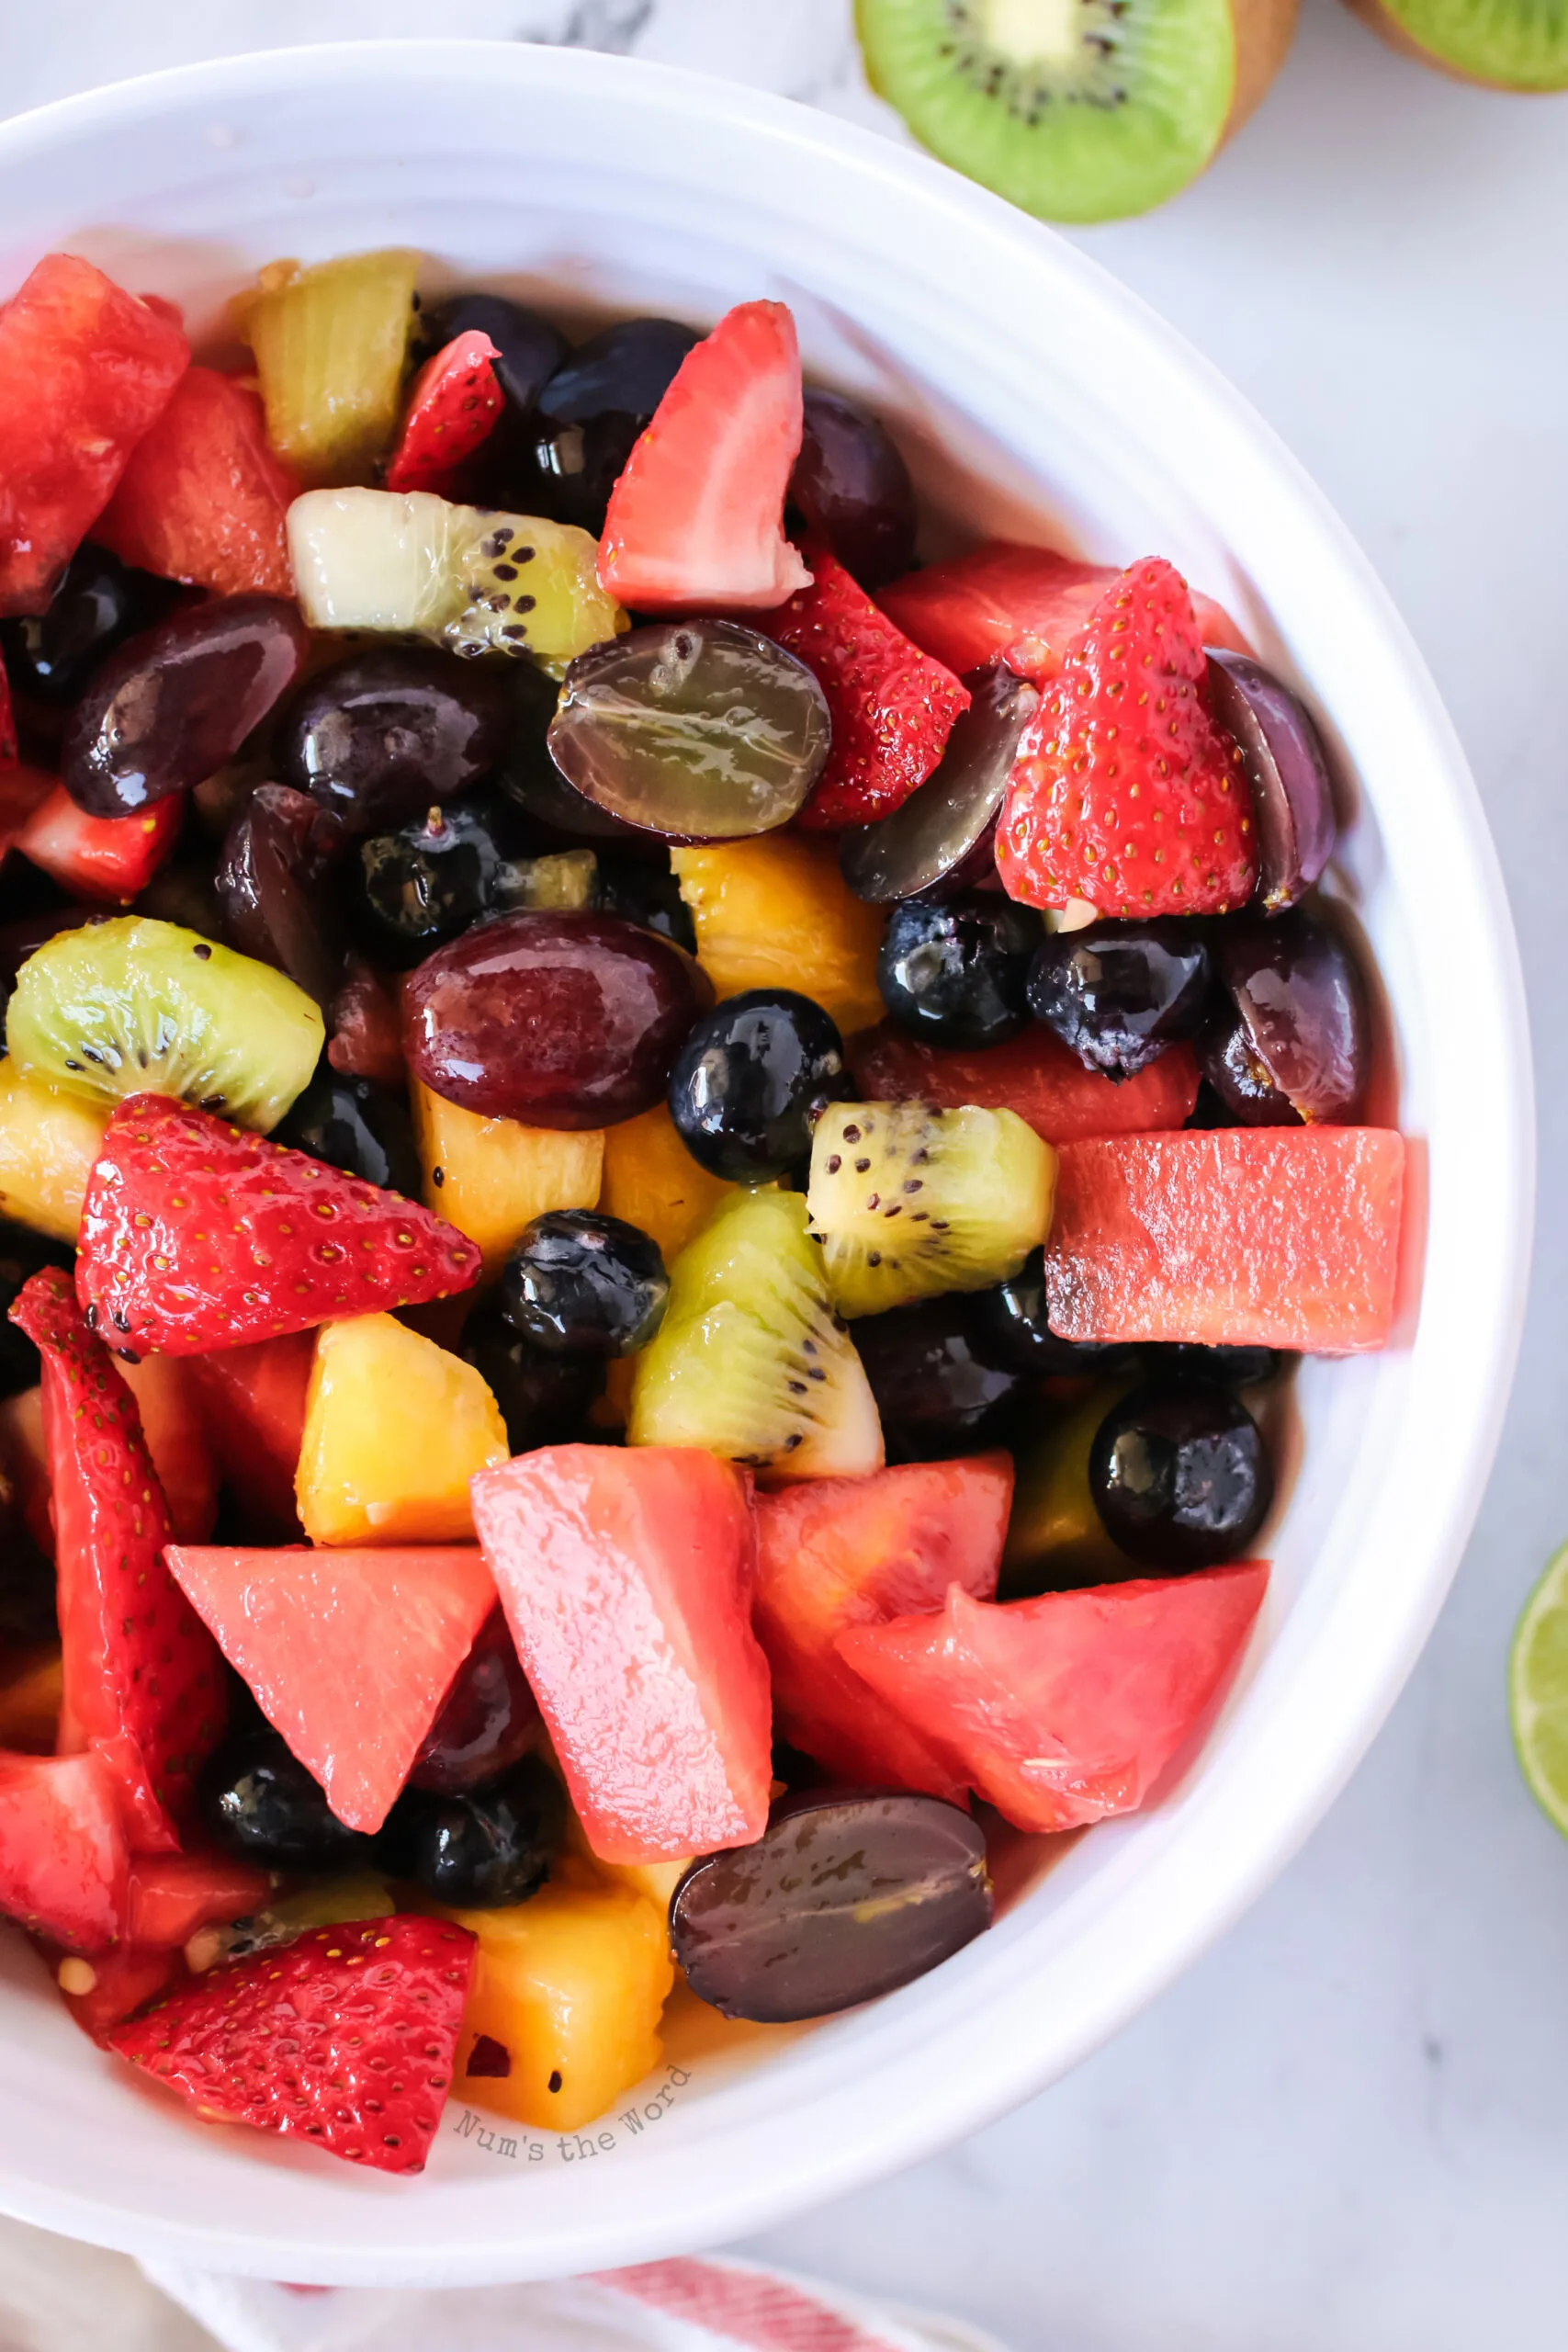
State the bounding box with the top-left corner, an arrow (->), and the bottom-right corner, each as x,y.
671,838 -> 886,1035
446,1859 -> 674,2131
0,1059 -> 109,1242
597,1103 -> 733,1270
242,248 -> 419,486
564,1804 -> 689,1909
295,1311 -> 507,1545
411,1080 -> 603,1278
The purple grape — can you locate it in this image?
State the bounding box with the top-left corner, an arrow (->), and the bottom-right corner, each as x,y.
790,390 -> 918,590
1206,651 -> 1337,914
276,644 -> 512,836
839,667 -> 1037,904
216,782 -> 347,1008
410,1611 -> 541,1797
1200,907 -> 1369,1125
62,594 -> 309,819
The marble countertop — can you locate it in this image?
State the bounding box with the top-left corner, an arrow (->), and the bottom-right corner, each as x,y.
4,7 -> 1568,2348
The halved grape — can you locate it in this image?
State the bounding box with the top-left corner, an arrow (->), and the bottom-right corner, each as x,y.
839,667 -> 1037,904
547,620 -> 830,840
1201,907 -> 1369,1125
1206,651 -> 1337,913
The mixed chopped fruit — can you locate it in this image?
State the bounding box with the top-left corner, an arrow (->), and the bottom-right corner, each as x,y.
0,244 -> 1406,2177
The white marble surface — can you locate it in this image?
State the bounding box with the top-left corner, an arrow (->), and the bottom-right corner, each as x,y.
4,7 -> 1568,2347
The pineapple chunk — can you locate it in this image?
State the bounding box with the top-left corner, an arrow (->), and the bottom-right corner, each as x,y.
671,837 -> 886,1035
446,1860 -> 674,2131
0,1058 -> 109,1242
243,249 -> 419,486
296,1311 -> 507,1545
411,1080 -> 603,1279
598,1102 -> 733,1270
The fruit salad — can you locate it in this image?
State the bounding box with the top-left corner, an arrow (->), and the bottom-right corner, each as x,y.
0,245 -> 1405,2177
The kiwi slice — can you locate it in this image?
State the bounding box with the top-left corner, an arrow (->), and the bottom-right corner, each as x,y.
807,1101 -> 1055,1318
627,1186 -> 884,1480
854,0 -> 1297,224
1343,0 -> 1568,88
6,917 -> 324,1134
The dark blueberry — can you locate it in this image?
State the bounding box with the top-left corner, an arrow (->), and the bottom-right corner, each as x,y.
0,1219 -> 75,1398
353,795 -> 534,969
276,644 -> 513,836
1027,920 -> 1212,1078
668,989 -> 849,1183
520,319 -> 701,535
878,893 -> 1042,1048
198,1719 -> 368,1871
418,292 -> 569,416
502,1209 -> 668,1359
462,1291 -> 605,1451
273,1064 -> 422,1199
410,1610 -> 540,1796
593,857 -> 696,954
1089,1376 -> 1273,1570
1148,1342 -> 1285,1388
975,1249 -> 1145,1379
0,542 -> 176,707
1200,908 -> 1370,1126
852,1295 -> 1024,1461
392,1753 -> 566,1909
788,389 -> 917,591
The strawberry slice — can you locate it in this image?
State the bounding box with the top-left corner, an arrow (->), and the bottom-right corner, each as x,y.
998,558 -> 1258,918
761,545 -> 971,829
107,1915 -> 477,2173
386,330 -> 503,497
0,1747 -> 129,1951
11,1267 -> 227,1847
598,300 -> 812,612
96,365 -> 299,599
14,779 -> 182,903
75,1096 -> 481,1357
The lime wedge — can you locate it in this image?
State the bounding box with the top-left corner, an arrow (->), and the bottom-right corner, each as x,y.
1509,1541 -> 1568,1836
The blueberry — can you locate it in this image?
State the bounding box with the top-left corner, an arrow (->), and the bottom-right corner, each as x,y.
1149,1341 -> 1284,1388
354,796 -> 532,969
594,857 -> 697,954
1089,1376 -> 1273,1570
519,318 -> 701,535
974,1249 -> 1145,1379
462,1292 -> 605,1449
0,542 -> 176,707
852,1295 -> 1023,1461
669,989 -> 850,1183
877,894 -> 1042,1048
199,1719 -> 368,1871
273,1066 -> 422,1199
389,1753 -> 566,1909
1027,920 -> 1212,1078
501,1210 -> 668,1359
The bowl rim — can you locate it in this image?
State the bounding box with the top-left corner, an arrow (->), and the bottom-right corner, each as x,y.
0,35 -> 1535,2284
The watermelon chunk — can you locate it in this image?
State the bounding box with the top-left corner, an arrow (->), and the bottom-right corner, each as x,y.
753,1456 -> 1011,1800
470,1445 -> 772,1864
96,365 -> 299,598
877,541 -> 1248,687
0,1748 -> 129,1951
838,1563 -> 1269,1834
15,780 -> 183,904
165,1544 -> 497,1833
1045,1127 -> 1405,1352
0,254 -> 189,616
847,1022 -> 1200,1143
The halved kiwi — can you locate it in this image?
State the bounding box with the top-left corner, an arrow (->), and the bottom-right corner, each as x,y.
626,1186 -> 884,1480
1341,0 -> 1568,87
855,0 -> 1298,223
6,917 -> 324,1134
807,1100 -> 1055,1317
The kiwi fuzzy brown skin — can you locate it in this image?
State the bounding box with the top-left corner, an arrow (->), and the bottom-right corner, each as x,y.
1340,0 -> 1568,89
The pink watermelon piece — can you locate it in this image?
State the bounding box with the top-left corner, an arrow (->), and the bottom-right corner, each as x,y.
164,1544 -> 498,1832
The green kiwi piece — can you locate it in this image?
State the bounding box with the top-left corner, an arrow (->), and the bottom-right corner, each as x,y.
189,1872 -> 397,1972
807,1101 -> 1055,1318
854,0 -> 1292,224
999,1382 -> 1140,1597
6,916 -> 324,1134
1344,0 -> 1568,88
627,1186 -> 884,1479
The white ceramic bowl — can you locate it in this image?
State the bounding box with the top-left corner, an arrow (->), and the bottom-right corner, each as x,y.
0,38 -> 1532,2288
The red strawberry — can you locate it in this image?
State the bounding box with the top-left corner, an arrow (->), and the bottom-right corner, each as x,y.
386,330 -> 503,497
598,300 -> 812,611
75,1095 -> 481,1357
0,1747 -> 129,1951
761,546 -> 971,830
107,1915 -> 477,2174
11,1267 -> 227,1847
997,558 -> 1258,919
15,779 -> 182,903
96,366 -> 299,599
